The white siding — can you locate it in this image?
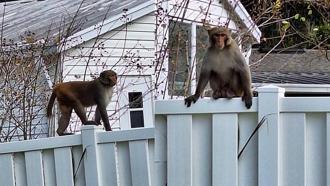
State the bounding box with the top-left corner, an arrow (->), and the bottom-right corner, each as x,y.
62,14 -> 156,131
63,14 -> 156,79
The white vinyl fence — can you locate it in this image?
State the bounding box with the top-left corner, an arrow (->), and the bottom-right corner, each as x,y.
0,126 -> 155,186
0,85 -> 329,186
154,85 -> 330,186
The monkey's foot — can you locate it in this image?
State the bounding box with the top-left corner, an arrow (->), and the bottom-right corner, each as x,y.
84,121 -> 99,125
242,95 -> 252,109
60,132 -> 74,136
184,95 -> 198,107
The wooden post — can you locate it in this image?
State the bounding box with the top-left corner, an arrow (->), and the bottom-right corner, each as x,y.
257,85 -> 284,186
81,124 -> 101,186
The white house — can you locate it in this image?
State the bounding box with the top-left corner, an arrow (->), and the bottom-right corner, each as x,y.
0,0 -> 260,137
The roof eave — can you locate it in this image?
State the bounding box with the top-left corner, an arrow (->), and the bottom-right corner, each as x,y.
225,0 -> 261,43
62,0 -> 155,51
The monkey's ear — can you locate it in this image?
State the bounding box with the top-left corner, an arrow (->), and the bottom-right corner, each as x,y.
225,29 -> 233,46
226,37 -> 232,46
206,27 -> 216,36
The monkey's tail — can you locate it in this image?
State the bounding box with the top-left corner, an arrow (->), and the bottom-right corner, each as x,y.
47,92 -> 56,117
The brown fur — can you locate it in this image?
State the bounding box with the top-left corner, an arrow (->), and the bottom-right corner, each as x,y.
47,70 -> 117,135
185,27 -> 253,108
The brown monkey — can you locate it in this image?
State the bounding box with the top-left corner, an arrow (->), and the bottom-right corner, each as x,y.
185,27 -> 253,109
47,70 -> 117,136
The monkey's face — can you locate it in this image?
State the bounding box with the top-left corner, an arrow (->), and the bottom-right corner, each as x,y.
99,70 -> 117,87
208,27 -> 231,50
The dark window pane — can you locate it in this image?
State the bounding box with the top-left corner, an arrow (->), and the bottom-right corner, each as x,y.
128,92 -> 143,108
130,111 -> 144,128
168,20 -> 191,96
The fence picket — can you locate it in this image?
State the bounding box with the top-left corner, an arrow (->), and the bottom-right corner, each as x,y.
54,147 -> 74,186
167,115 -> 192,186
129,140 -> 151,186
0,153 -> 15,185
212,113 -> 238,186
98,143 -> 118,186
25,150 -> 44,186
281,113 -> 306,185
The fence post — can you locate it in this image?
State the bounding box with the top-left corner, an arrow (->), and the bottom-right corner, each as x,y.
257,85 -> 284,186
81,124 -> 102,186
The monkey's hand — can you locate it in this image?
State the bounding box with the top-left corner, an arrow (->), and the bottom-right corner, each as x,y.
242,95 -> 252,109
184,95 -> 198,107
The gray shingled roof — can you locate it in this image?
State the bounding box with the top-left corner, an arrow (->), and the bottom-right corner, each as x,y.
250,50 -> 330,84
0,0 -> 149,41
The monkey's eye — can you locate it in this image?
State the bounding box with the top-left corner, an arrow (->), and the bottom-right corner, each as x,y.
215,33 -> 226,37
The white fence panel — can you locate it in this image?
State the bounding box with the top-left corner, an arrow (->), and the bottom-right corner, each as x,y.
13,153 -> 27,186
25,150 -> 44,186
129,140 -> 152,186
155,85 -> 330,186
192,114 -> 212,186
306,113 -> 327,185
212,114 -> 238,186
98,143 -> 118,186
0,127 -> 155,186
43,149 -> 56,186
0,154 -> 15,185
167,115 -> 192,186
155,99 -> 259,186
238,113 -> 258,186
54,147 -> 74,186
281,113 -> 306,186
0,85 -> 329,186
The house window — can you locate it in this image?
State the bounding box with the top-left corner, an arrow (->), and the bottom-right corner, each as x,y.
128,92 -> 144,128
168,20 -> 191,97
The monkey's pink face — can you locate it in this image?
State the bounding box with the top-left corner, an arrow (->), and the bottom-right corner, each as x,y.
109,74 -> 117,86
100,70 -> 117,86
213,32 -> 227,49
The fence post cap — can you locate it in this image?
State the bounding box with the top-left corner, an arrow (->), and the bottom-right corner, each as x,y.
257,85 -> 285,93
81,125 -> 102,131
